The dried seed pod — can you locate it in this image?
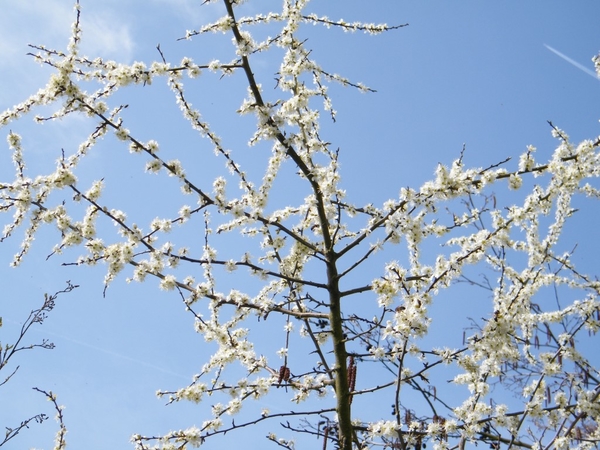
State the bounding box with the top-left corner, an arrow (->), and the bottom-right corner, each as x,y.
278,365 -> 288,385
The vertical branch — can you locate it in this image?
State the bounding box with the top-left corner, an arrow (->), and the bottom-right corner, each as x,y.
327,256 -> 354,450
222,1 -> 354,447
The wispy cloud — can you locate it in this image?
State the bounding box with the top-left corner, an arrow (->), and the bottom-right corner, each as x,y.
80,14 -> 135,62
544,44 -> 599,81
147,0 -> 226,25
0,0 -> 134,106
0,4 -> 71,60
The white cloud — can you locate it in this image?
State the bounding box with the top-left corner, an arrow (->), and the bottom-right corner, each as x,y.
78,13 -> 135,62
0,1 -> 137,108
0,1 -> 134,60
0,2 -> 69,106
147,0 -> 226,25
0,2 -> 68,59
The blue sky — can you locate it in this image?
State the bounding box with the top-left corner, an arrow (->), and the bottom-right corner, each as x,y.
1,1 -> 599,449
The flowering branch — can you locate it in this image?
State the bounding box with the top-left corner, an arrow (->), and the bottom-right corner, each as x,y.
2,1 -> 600,449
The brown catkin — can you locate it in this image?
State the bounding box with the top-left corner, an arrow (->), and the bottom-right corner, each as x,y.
347,356 -> 357,404
322,426 -> 329,450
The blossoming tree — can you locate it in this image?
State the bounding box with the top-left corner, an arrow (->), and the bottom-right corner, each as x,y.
2,1 -> 600,449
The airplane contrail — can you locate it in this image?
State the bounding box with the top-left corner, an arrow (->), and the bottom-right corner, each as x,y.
35,326 -> 295,413
7,320 -> 307,414
47,329 -> 192,381
7,318 -> 190,381
544,44 -> 599,81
